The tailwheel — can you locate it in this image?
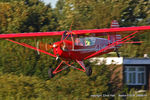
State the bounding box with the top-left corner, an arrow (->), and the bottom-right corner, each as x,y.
48,68 -> 54,78
85,66 -> 92,76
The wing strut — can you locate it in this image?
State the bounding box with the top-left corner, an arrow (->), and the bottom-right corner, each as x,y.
6,39 -> 56,58
84,31 -> 139,60
36,41 -> 40,55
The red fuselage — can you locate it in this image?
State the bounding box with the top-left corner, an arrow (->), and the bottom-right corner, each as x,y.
53,37 -> 117,61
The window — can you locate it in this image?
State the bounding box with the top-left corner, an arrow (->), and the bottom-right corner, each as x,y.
124,66 -> 146,85
74,37 -> 96,46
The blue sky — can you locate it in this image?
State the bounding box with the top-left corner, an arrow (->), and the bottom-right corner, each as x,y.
42,0 -> 58,8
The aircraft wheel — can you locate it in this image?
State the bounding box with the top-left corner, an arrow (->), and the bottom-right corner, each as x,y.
85,66 -> 92,76
48,68 -> 54,78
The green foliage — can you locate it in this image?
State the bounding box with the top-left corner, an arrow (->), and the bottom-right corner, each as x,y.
0,73 -> 51,100
0,62 -> 121,99
0,69 -> 149,100
0,0 -> 57,33
0,0 -> 150,99
0,0 -> 59,80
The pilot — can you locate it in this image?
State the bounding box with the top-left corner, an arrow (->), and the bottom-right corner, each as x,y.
75,38 -> 83,46
85,39 -> 91,46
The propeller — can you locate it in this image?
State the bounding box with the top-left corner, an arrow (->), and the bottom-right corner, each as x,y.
38,41 -> 64,51
39,42 -> 53,51
37,22 -> 74,54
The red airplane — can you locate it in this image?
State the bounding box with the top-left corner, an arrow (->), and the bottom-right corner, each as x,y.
0,20 -> 150,78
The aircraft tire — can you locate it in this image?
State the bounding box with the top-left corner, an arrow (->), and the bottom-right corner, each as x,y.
85,66 -> 92,76
48,68 -> 54,78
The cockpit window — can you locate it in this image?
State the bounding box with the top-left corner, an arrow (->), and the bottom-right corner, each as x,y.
75,38 -> 84,46
75,37 -> 96,46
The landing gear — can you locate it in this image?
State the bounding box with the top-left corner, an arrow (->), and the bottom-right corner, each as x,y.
48,68 -> 54,78
48,61 -> 92,78
85,66 -> 92,76
115,48 -> 120,57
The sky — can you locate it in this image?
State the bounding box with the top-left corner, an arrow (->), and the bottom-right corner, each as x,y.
42,0 -> 58,8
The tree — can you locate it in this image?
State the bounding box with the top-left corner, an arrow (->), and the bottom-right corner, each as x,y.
0,0 -> 58,79
57,0 -> 131,30
0,0 -> 57,33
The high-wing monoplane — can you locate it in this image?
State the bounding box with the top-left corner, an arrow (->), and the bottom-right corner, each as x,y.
1,20 -> 150,78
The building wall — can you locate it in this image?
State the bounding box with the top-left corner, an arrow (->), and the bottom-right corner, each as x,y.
90,57 -> 150,90
110,65 -> 123,88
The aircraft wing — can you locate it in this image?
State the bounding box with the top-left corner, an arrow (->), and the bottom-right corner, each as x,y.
72,26 -> 150,36
0,26 -> 150,39
0,31 -> 64,39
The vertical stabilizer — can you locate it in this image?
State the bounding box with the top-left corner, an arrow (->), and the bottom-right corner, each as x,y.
111,20 -> 119,28
109,20 -> 121,48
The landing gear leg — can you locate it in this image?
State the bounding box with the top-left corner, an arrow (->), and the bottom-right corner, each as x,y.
48,68 -> 54,78
85,66 -> 92,76
76,60 -> 92,76
115,48 -> 120,57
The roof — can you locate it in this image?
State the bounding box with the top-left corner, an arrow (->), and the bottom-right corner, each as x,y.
90,57 -> 123,65
90,57 -> 150,65
123,58 -> 150,65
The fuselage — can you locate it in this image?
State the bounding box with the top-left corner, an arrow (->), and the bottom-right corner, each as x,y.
53,37 -> 118,61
